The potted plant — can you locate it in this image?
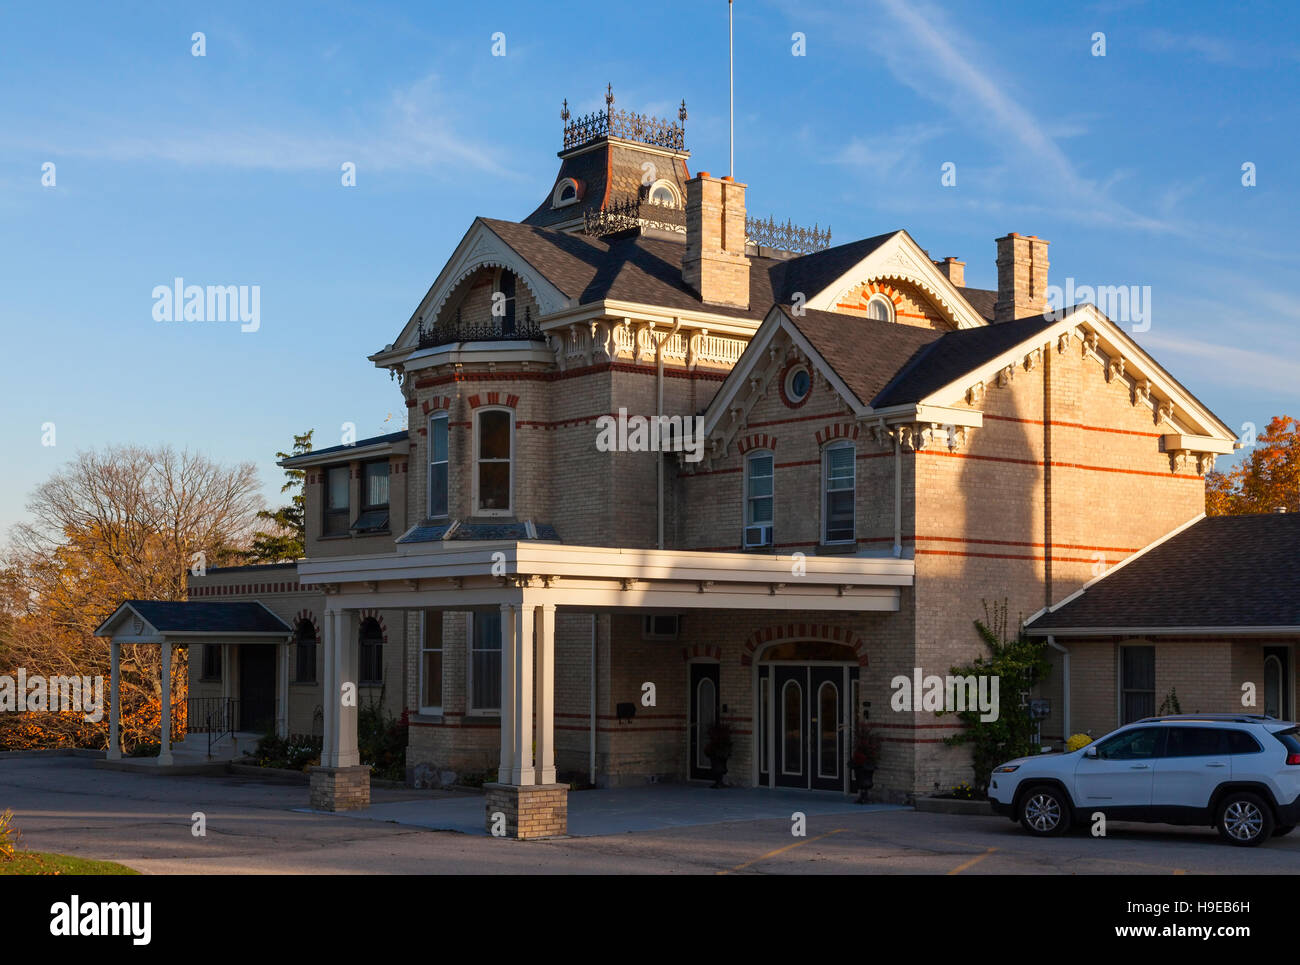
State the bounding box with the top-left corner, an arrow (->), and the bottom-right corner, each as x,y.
850,721 -> 882,803
703,721 -> 733,788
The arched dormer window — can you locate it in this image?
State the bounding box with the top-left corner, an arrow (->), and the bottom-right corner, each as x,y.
552,177 -> 582,208
647,179 -> 680,208
866,294 -> 894,323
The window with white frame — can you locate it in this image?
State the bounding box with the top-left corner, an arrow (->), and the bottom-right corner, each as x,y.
866,294 -> 894,322
474,408 -> 513,514
822,442 -> 856,543
419,611 -> 443,714
647,179 -> 680,207
428,412 -> 449,518
744,450 -> 774,547
468,610 -> 502,714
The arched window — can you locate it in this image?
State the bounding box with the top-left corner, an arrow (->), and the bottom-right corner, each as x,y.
295,619 -> 317,683
474,407 -> 514,515
647,179 -> 680,207
866,294 -> 894,322
359,618 -> 383,686
552,177 -> 582,208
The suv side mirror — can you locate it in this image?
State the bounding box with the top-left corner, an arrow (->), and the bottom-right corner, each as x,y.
1084,746 -> 1099,759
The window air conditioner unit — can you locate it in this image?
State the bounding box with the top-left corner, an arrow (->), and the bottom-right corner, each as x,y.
743,524 -> 773,549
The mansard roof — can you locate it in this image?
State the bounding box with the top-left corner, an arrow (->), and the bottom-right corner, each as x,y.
1025,514 -> 1300,636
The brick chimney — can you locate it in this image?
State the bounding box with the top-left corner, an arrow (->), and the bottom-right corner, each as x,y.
936,257 -> 965,287
994,233 -> 1050,322
683,172 -> 749,309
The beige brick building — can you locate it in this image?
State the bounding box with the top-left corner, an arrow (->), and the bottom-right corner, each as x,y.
99,91 -> 1289,837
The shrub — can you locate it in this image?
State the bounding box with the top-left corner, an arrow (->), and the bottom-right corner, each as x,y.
0,809 -> 20,860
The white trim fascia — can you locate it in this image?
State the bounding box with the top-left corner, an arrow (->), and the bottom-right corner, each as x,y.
93,602 -> 156,638
1162,433 -> 1236,455
867,402 -> 984,429
803,230 -> 987,330
280,438 -> 409,469
539,299 -> 763,338
1024,512 -> 1206,627
399,343 -> 555,375
1025,625 -> 1300,638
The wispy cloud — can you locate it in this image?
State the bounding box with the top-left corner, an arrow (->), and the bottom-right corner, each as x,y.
8,72 -> 522,181
1141,331 -> 1300,398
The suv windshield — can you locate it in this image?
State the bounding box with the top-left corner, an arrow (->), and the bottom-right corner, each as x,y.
1094,727 -> 1162,760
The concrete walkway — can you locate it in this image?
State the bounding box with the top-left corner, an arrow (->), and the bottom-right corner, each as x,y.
325,784 -> 902,836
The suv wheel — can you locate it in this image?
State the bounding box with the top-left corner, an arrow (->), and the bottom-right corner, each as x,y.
1216,792 -> 1274,847
1019,785 -> 1069,836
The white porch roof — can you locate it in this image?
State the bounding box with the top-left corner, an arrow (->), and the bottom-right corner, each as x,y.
296,541 -> 913,612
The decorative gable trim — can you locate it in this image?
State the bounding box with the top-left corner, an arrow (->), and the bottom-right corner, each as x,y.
803,230 -> 987,330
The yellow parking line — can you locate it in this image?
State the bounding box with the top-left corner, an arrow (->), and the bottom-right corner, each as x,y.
719,829 -> 848,874
947,846 -> 997,875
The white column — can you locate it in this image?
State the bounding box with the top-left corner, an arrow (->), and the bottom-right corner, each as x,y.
277,638 -> 290,738
108,641 -> 121,761
497,605 -> 517,784
336,610 -> 359,768
511,604 -> 535,786
321,609 -> 337,767
159,641 -> 173,765
537,604 -> 556,785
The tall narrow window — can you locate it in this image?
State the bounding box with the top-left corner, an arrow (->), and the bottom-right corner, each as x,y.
419,612 -> 443,714
1120,645 -> 1155,724
468,610 -> 502,714
745,451 -> 774,546
201,644 -> 222,682
324,465 -> 350,536
823,443 -> 855,543
497,271 -> 516,335
475,409 -> 512,514
359,619 -> 384,686
294,620 -> 317,683
428,412 -> 449,518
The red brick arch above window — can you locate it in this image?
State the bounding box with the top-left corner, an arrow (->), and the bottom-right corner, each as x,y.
358,610 -> 388,643
466,392 -> 519,409
421,396 -> 453,414
814,423 -> 860,447
294,610 -> 321,640
737,434 -> 778,455
682,644 -> 723,662
741,624 -> 867,666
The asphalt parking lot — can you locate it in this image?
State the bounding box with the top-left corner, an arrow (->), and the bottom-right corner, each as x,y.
4,757 -> 1299,874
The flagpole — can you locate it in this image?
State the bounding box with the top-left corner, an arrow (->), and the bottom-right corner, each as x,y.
729,0 -> 735,177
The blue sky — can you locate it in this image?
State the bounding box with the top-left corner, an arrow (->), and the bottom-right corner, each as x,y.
1,0 -> 1297,536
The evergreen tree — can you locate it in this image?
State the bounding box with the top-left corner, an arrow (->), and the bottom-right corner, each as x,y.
245,430 -> 314,563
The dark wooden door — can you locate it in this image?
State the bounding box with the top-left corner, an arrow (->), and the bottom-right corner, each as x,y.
688,663 -> 720,780
239,645 -> 276,734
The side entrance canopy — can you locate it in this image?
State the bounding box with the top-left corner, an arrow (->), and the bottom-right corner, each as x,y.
94,600 -> 293,764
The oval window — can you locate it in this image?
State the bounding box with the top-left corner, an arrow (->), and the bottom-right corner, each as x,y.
786,366 -> 811,403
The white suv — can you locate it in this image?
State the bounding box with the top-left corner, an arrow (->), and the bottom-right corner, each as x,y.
988,715 -> 1300,846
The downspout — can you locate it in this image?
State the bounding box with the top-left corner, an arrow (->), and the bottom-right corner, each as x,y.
893,434 -> 902,557
590,614 -> 597,786
1046,634 -> 1070,740
656,318 -> 682,550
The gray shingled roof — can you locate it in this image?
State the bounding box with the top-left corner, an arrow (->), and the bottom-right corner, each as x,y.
281,431 -> 409,464
109,601 -> 291,635
1026,514 -> 1300,635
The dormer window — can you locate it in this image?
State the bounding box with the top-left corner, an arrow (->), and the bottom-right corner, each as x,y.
648,179 -> 680,207
866,294 -> 894,323
552,177 -> 582,208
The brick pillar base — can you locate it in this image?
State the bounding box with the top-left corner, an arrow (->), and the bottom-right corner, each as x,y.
484,783 -> 568,839
309,764 -> 371,811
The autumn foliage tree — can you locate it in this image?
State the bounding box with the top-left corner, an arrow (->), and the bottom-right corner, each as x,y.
1206,415 -> 1299,516
0,446 -> 263,751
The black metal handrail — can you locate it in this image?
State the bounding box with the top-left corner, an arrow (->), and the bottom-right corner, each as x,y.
186,697 -> 239,759
417,308 -> 543,348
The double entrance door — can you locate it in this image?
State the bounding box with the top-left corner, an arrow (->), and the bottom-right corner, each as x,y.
759,664 -> 856,791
